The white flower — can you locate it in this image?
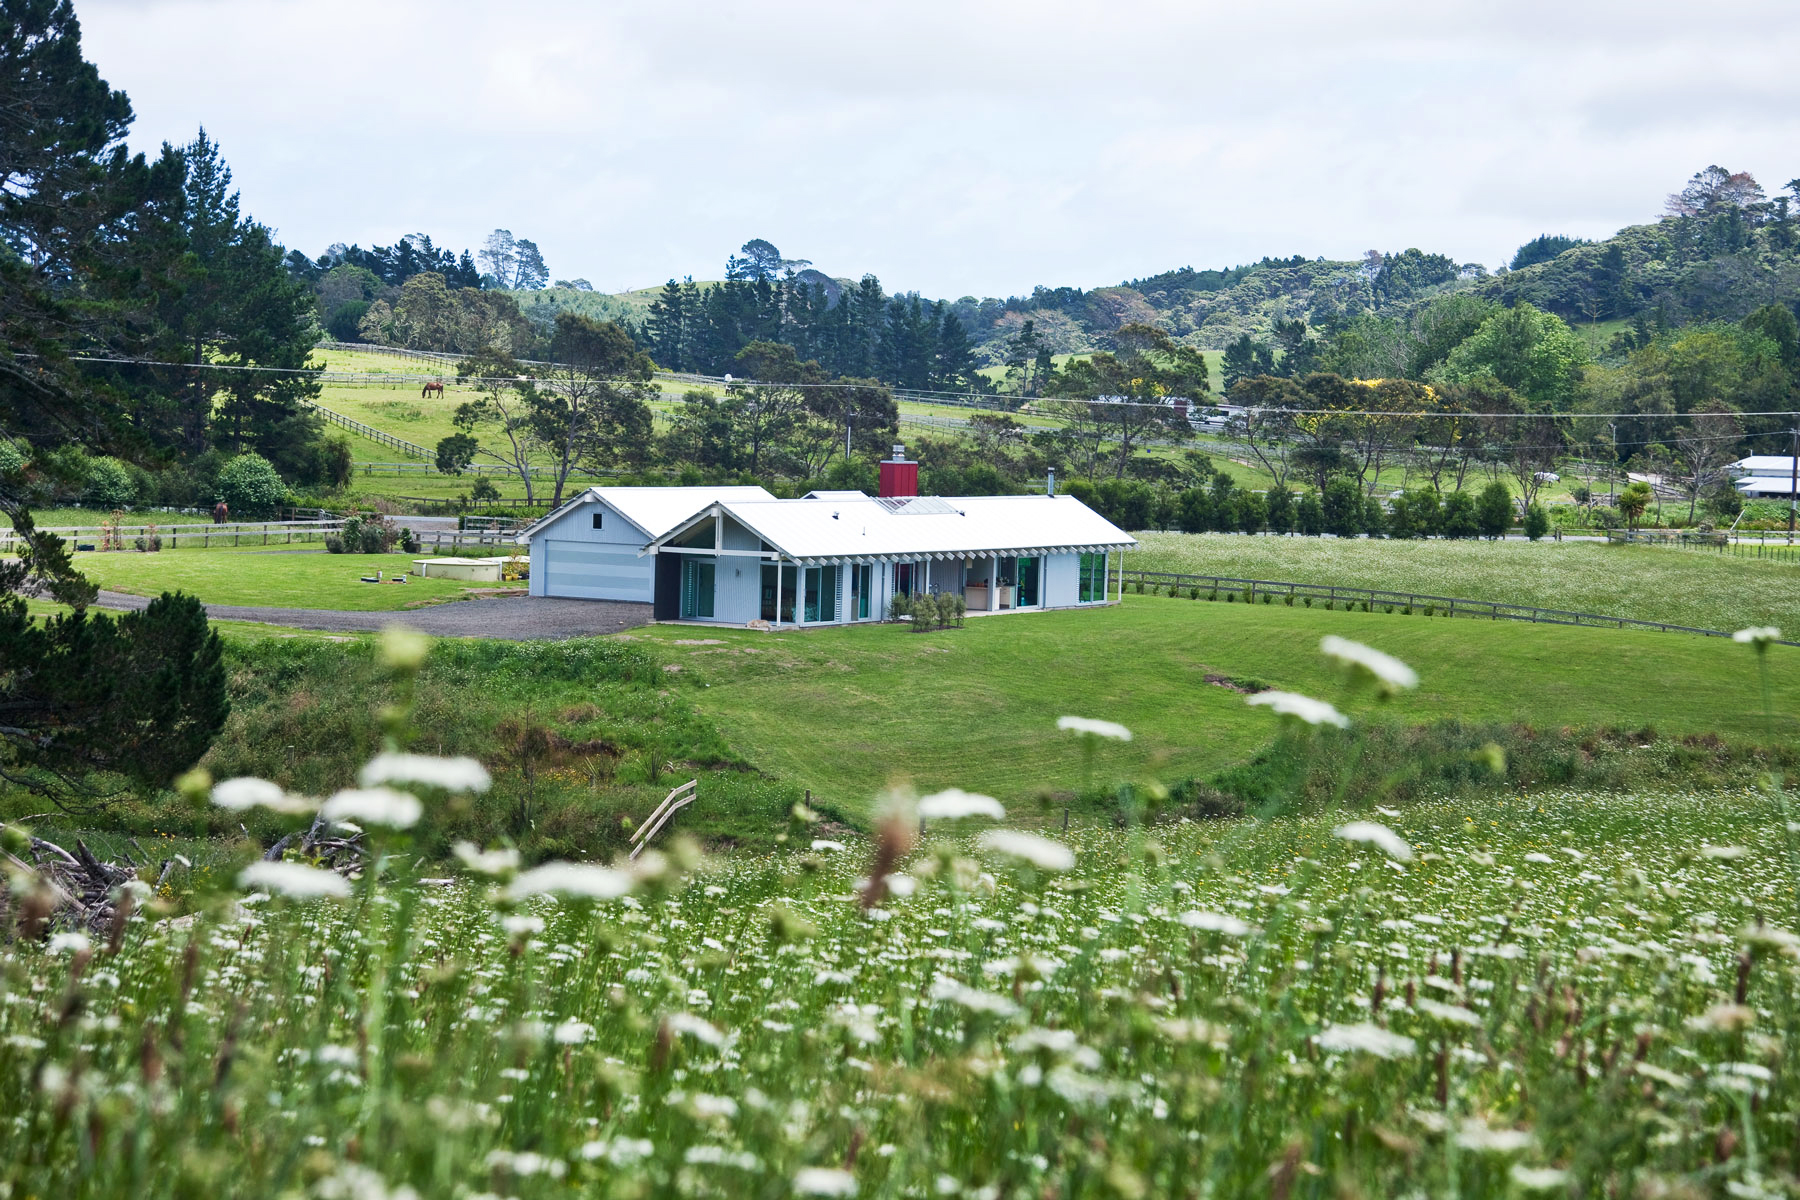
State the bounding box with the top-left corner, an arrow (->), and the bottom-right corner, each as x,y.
211,777 -> 316,815
976,829 -> 1076,871
315,1164 -> 420,1200
47,932 -> 90,955
320,787 -> 422,830
1456,1122 -> 1533,1153
1315,1022 -> 1416,1059
500,914 -> 543,936
237,860 -> 352,900
1321,636 -> 1418,691
453,842 -> 521,876
505,862 -> 633,901
664,1011 -> 725,1046
1416,998 -> 1482,1028
918,789 -> 1006,820
928,976 -> 1021,1017
1700,844 -> 1748,859
1057,716 -> 1133,741
793,1167 -> 858,1196
580,1137 -> 653,1165
1733,626 -> 1781,646
554,1020 -> 593,1044
1509,1165 -> 1568,1192
811,839 -> 847,852
358,752 -> 491,793
1334,821 -> 1414,862
1179,910 -> 1255,937
1246,690 -> 1349,728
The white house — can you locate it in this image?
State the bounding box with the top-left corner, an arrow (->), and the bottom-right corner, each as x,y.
515,450 -> 1135,627
1730,456 -> 1800,498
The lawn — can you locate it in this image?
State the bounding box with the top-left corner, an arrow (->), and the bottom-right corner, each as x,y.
638,598 -> 1800,819
71,547 -> 520,610
3,507 -> 227,529
1130,531 -> 1800,633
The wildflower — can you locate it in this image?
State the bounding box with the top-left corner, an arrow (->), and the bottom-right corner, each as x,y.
315,1163 -> 420,1200
1334,821 -> 1414,862
1245,690 -> 1348,728
505,862 -> 633,901
1686,1003 -> 1756,1033
320,787 -> 422,830
237,860 -> 352,900
580,1138 -> 653,1165
1455,1121 -> 1533,1153
928,976 -> 1021,1017
1741,922 -> 1800,956
379,625 -> 432,671
918,788 -> 1006,820
1733,626 -> 1781,648
977,829 -> 1076,871
1057,715 -> 1132,741
211,776 -> 315,815
554,1020 -> 594,1044
811,839 -> 847,852
358,752 -> 491,793
1320,635 -> 1418,692
453,842 -> 521,877
47,931 -> 90,955
1179,910 -> 1255,937
663,1012 -> 726,1046
1316,1022 -> 1417,1059
1509,1165 -> 1568,1193
1416,998 -> 1482,1028
793,1167 -> 858,1196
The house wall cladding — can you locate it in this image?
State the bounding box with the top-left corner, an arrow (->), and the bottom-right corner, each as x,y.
528,500 -> 652,601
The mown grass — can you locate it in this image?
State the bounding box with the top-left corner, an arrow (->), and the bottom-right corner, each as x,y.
1130,532 -> 1800,633
70,548 -> 519,610
639,599 -> 1800,821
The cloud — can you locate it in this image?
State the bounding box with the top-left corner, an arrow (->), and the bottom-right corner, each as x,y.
77,0 -> 1800,299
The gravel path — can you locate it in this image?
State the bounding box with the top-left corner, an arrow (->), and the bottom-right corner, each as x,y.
94,591 -> 654,640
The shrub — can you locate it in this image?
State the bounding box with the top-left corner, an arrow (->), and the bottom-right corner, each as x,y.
215,453 -> 285,519
1262,593 -> 1272,604
1476,481 -> 1513,540
1302,596 -> 1312,607
1402,605 -> 1412,615
1523,503 -> 1549,541
887,594 -> 913,622
83,456 -> 137,510
1188,586 -> 1200,600
1134,580 -> 1145,594
1424,603 -> 1436,617
470,477 -> 501,504
1207,590 -> 1218,601
1226,591 -> 1236,602
1241,588 -> 1253,603
1284,594 -> 1294,606
325,534 -> 346,554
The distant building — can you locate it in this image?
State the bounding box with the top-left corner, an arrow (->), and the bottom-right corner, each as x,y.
515,447 -> 1135,626
1729,456 -> 1800,499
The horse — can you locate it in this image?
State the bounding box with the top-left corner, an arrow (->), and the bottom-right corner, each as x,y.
421,380 -> 445,398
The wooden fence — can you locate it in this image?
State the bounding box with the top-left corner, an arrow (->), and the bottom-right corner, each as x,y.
4,519 -> 345,553
1118,567 -> 1796,645
1605,528 -> 1800,563
304,401 -> 434,459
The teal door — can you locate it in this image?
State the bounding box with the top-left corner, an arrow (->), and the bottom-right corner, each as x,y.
680,559 -> 714,619
1016,556 -> 1039,607
804,566 -> 838,622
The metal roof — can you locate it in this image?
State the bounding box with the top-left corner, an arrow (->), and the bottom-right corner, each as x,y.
1730,456 -> 1800,476
516,485 -> 776,541
647,492 -> 1136,565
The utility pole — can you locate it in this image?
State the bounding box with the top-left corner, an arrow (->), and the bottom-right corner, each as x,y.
1788,426 -> 1798,545
1609,422 -> 1618,505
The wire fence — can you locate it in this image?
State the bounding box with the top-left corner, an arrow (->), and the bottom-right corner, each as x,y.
5,519 -> 346,553
1117,567 -> 1797,644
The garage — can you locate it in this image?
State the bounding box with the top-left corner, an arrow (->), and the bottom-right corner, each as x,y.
538,540 -> 653,602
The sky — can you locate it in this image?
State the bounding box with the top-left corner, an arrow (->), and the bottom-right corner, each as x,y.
78,0 -> 1800,300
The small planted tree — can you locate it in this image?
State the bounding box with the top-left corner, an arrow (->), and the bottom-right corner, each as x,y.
1618,481 -> 1654,530
1476,481 -> 1513,540
1523,503 -> 1549,541
215,452 -> 285,519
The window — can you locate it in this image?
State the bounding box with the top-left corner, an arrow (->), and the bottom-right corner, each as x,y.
852,564 -> 872,619
1078,552 -> 1108,603
591,511 -> 604,530
894,562 -> 914,597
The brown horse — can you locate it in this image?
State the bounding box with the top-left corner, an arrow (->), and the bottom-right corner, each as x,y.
421,380 -> 445,398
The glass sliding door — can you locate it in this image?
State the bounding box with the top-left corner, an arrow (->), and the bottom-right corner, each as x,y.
851,563 -> 872,619
804,566 -> 839,623
1016,556 -> 1039,607
680,558 -> 715,619
1077,552 -> 1107,603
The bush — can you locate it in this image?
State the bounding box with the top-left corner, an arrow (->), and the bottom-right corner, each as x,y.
83,456 -> 137,510
215,453 -> 286,519
1207,590 -> 1218,601
1523,503 -> 1549,541
325,534 -> 346,554
1284,594 -> 1294,606
1476,481 -> 1513,540
1439,490 -> 1479,539
887,594 -> 913,622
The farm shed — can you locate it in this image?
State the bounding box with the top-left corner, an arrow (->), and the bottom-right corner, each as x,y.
517,453 -> 1134,626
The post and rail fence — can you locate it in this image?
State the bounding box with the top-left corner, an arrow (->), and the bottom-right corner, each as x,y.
1117,566 -> 1799,646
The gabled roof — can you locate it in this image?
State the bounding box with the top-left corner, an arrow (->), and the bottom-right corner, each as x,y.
647,492 -> 1136,565
516,485 -> 776,541
1730,456 -> 1800,475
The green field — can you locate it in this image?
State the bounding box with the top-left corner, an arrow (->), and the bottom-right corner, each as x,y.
1130,532 -> 1800,633
634,600 -> 1800,818
72,548 -> 519,610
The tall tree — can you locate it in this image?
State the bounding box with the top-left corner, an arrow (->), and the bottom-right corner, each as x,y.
534,314 -> 658,506
451,352 -> 542,503
479,229 -> 518,286
1047,323 -> 1203,478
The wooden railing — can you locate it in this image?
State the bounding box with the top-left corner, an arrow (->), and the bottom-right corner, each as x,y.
630,780 -> 696,860
6,519 -> 344,553
1119,567 -> 1796,645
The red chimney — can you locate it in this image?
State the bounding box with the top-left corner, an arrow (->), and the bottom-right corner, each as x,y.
878,443 -> 918,498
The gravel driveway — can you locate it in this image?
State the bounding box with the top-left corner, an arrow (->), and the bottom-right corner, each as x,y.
94,591 -> 654,640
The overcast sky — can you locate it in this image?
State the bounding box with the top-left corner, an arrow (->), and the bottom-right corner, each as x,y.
78,0 -> 1800,299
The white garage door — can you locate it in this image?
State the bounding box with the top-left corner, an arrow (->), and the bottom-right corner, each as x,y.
541,540 -> 653,601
